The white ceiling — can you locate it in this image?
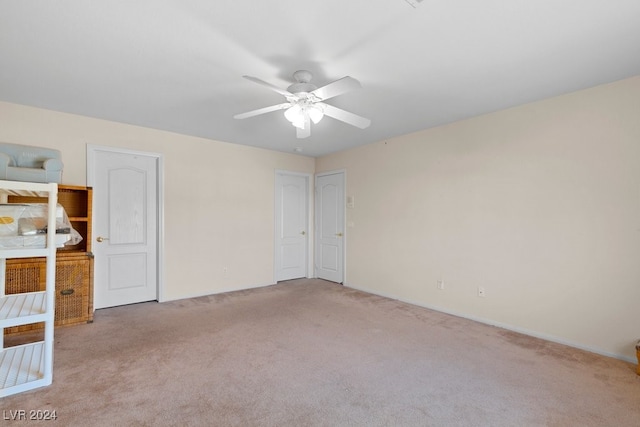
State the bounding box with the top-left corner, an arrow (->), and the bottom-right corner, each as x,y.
1,1 -> 639,157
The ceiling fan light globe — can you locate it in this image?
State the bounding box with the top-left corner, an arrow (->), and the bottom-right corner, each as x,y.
308,106 -> 324,124
284,104 -> 302,123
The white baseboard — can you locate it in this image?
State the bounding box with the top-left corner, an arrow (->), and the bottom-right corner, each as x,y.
160,281 -> 276,303
344,282 -> 636,364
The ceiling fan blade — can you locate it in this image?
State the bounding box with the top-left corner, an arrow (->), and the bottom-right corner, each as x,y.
234,103 -> 291,120
296,115 -> 311,138
320,103 -> 371,129
311,76 -> 362,101
242,75 -> 292,97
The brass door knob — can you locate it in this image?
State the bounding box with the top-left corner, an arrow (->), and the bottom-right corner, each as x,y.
336,232 -> 343,237
300,231 -> 306,235
96,236 -> 109,243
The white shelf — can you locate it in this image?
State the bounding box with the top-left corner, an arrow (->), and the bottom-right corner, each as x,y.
0,248 -> 50,259
0,180 -> 58,197
0,292 -> 47,328
0,341 -> 50,397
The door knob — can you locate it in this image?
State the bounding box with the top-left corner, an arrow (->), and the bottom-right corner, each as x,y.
336,232 -> 343,237
300,231 -> 306,235
96,236 -> 109,243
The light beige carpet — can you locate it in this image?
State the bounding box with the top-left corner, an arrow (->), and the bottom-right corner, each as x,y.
2,278 -> 639,426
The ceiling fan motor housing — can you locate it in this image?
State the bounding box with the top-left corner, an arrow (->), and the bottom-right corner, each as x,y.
287,70 -> 318,95
287,82 -> 317,94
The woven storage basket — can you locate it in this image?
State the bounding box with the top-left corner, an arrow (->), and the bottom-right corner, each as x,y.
4,259 -> 46,335
54,257 -> 91,326
4,256 -> 92,336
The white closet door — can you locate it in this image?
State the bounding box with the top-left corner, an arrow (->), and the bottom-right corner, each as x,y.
275,172 -> 309,281
315,172 -> 344,283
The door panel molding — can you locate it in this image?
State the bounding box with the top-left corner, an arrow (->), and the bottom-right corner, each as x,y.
87,144 -> 165,304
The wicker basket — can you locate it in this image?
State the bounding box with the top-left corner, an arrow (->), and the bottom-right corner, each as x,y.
4,255 -> 93,336
54,256 -> 92,326
4,260 -> 47,335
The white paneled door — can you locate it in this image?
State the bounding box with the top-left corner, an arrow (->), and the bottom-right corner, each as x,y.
315,172 -> 345,283
90,148 -> 159,309
275,172 -> 309,281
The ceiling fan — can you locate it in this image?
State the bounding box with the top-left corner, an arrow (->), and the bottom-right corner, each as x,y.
234,70 -> 371,138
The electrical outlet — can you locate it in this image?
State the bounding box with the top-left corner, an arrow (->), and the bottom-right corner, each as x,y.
437,280 -> 445,290
478,286 -> 485,297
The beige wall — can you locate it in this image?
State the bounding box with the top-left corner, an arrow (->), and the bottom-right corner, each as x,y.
317,76 -> 640,361
0,101 -> 315,301
2,76 -> 638,362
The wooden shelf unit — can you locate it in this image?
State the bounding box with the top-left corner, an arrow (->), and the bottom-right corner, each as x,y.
7,184 -> 92,255
4,185 -> 94,333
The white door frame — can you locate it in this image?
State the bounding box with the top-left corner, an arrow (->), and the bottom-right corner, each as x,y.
315,169 -> 346,284
86,144 -> 165,303
274,170 -> 313,283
